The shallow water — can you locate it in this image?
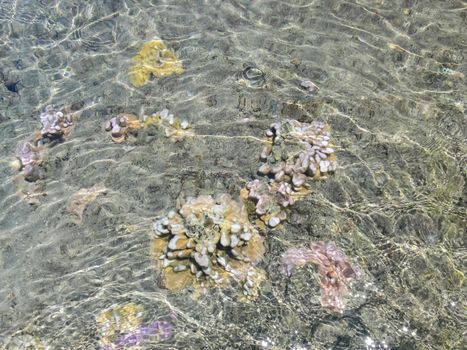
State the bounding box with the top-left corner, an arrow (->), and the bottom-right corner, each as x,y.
0,0 -> 465,349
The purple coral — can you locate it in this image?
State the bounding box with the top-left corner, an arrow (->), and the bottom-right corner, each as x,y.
15,142 -> 43,181
39,105 -> 74,138
102,320 -> 173,350
280,241 -> 359,313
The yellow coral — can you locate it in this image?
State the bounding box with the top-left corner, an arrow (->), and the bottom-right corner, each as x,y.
129,39 -> 184,87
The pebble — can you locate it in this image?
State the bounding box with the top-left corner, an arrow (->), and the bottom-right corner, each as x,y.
258,163 -> 271,175
292,173 -> 306,187
320,160 -> 330,173
168,235 -> 182,250
230,234 -> 239,247
174,265 -> 188,272
180,120 -> 189,129
268,217 -> 281,228
274,170 -> 285,181
240,231 -> 252,241
231,223 -> 241,234
194,252 -> 210,267
160,109 -> 169,119
220,231 -> 230,246
300,80 -> 319,92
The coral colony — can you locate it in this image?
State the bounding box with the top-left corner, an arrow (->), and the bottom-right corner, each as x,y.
152,194 -> 266,297
13,105 -> 79,182
247,119 -> 337,227
14,142 -> 43,182
280,241 -> 359,313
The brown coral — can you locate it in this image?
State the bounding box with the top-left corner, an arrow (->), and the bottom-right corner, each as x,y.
151,194 -> 265,297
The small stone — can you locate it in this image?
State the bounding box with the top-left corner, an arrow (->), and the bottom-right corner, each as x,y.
292,173 -> 306,187
174,265 -> 188,272
194,252 -> 210,267
240,231 -> 252,241
217,256 -> 227,266
168,235 -> 182,250
275,170 -> 285,181
160,109 -> 169,119
220,231 -> 230,247
268,217 -> 281,227
231,223 -> 241,234
163,258 -> 174,267
207,240 -> 216,253
181,120 -> 189,129
258,163 -> 271,175
300,80 -> 319,92
230,235 -> 239,247
322,147 -> 334,154
190,263 -> 197,273
317,151 -> 327,159
245,279 -> 255,288
320,160 -> 329,173
309,162 -> 317,174
260,145 -> 272,160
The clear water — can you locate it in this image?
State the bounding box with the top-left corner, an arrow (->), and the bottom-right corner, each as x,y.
0,1 -> 465,349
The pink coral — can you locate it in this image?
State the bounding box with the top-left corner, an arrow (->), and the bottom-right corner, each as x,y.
280,241 -> 359,313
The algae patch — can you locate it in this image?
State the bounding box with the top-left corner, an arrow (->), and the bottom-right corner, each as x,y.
128,39 -> 184,87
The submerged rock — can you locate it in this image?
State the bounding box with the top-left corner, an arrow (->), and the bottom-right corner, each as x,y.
128,39 -> 184,87
280,241 -> 359,313
151,194 -> 266,297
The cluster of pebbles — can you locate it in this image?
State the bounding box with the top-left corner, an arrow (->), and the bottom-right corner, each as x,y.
152,194 -> 265,296
13,105 -> 78,182
247,119 -> 337,227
